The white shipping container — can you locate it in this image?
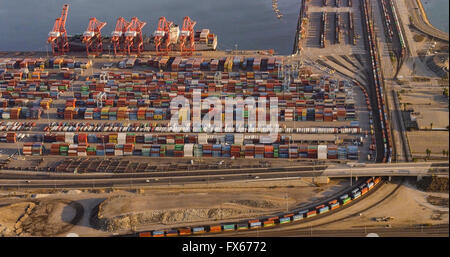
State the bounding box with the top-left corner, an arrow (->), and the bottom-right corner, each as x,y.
118,133 -> 126,145
234,134 -> 244,145
198,134 -> 208,144
318,145 -> 328,159
184,144 -> 194,157
2,113 -> 10,119
65,132 -> 74,144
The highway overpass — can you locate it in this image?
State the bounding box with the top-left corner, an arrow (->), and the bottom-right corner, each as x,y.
0,162 -> 447,189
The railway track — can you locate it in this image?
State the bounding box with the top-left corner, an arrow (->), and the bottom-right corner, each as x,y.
207,176 -> 393,237
124,177 -> 384,237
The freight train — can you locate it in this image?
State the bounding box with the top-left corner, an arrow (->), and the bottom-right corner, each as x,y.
137,177 -> 383,237
380,0 -> 394,42
335,13 -> 341,44
348,12 -> 356,45
360,0 -> 391,163
389,0 -> 407,58
320,12 -> 327,48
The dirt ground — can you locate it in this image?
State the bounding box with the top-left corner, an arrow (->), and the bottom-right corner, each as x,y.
400,88 -> 449,130
0,198 -> 82,236
1,177 -> 448,236
0,178 -> 347,236
93,180 -> 345,232
284,178 -> 449,231
407,131 -> 449,157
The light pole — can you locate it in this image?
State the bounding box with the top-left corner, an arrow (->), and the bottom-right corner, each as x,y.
285,192 -> 288,212
350,164 -> 353,187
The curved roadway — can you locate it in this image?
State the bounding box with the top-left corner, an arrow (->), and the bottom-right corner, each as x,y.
406,0 -> 449,42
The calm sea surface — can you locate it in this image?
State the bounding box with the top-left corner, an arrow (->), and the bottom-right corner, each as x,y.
0,0 -> 300,54
421,0 -> 449,33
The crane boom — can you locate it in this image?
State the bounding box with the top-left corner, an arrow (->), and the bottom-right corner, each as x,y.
47,4 -> 70,56
82,17 -> 107,56
154,16 -> 173,55
111,17 -> 131,55
179,16 -> 196,55
125,17 -> 146,55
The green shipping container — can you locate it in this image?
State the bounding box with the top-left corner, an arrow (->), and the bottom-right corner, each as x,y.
223,224 -> 235,231
342,197 -> 351,204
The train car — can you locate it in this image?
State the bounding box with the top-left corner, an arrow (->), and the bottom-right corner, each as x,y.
339,194 -> 349,201
351,188 -> 359,195
374,177 -> 381,185
166,230 -> 179,237
366,177 -> 373,184
298,210 -> 308,218
368,181 -> 374,189
280,217 -> 291,224
315,204 -> 326,210
178,228 -> 192,236
249,220 -> 262,229
306,210 -> 317,218
328,199 -> 338,205
293,213 -> 304,221
263,220 -> 275,227
193,226 -> 206,234
152,230 -> 165,237
359,183 -> 367,190
319,206 -> 330,214
330,201 -> 340,210
209,225 -> 222,233
237,223 -> 249,230
342,196 -> 352,205
139,231 -> 151,237
268,216 -> 279,223
352,191 -> 362,200
223,224 -> 236,231
284,213 -> 294,218
361,187 -> 369,195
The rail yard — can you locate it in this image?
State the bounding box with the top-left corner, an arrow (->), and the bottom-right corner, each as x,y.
0,0 -> 448,239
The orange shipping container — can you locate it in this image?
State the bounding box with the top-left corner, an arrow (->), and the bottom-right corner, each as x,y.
139,232 -> 151,237
209,225 -> 222,233
178,228 -> 191,236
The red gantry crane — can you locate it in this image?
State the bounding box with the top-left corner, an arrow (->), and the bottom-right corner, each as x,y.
179,16 -> 196,55
82,18 -> 107,56
47,4 -> 70,56
154,16 -> 173,55
111,17 -> 131,55
124,17 -> 147,55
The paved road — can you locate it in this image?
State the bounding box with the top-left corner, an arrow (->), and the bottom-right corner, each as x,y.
0,161 -> 447,189
406,0 -> 449,42
395,0 -> 441,78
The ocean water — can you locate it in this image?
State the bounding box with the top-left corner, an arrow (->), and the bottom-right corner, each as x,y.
0,0 -> 300,54
421,0 -> 449,33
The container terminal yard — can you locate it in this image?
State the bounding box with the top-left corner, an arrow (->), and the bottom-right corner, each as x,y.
0,0 -> 448,238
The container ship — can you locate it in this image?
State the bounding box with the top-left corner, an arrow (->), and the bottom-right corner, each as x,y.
47,4 -> 217,56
